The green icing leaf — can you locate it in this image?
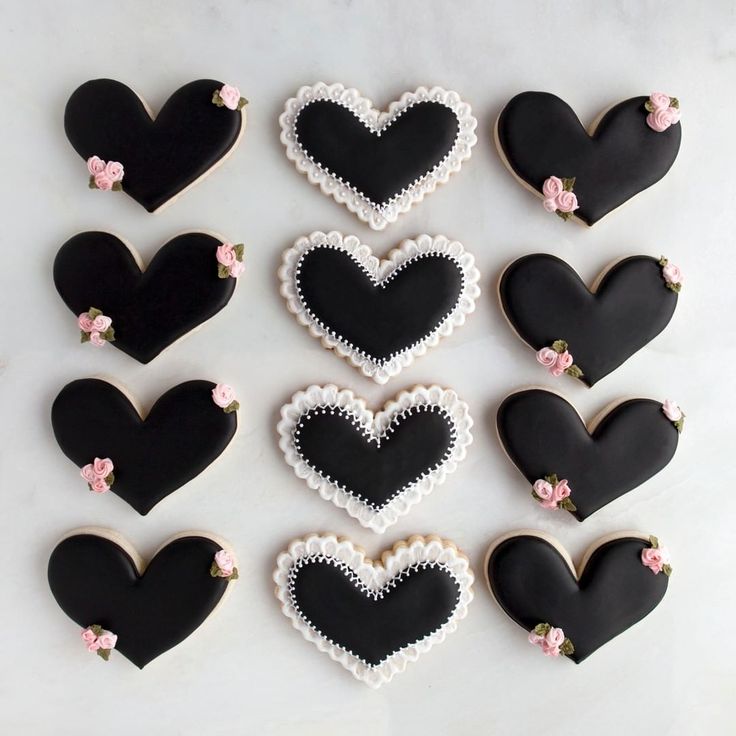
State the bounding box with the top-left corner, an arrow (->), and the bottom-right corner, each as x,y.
544,473 -> 559,486
659,255 -> 669,267
531,489 -> 540,501
102,328 -> 115,342
212,90 -> 224,106
237,97 -> 248,110
562,176 -> 576,190
80,331 -> 91,343
560,497 -> 577,513
224,400 -> 240,414
666,282 -> 682,293
663,564 -> 673,577
555,209 -> 574,221
649,535 -> 659,549
105,473 -> 115,486
112,181 -> 122,191
233,243 -> 245,259
551,340 -> 567,353
217,263 -> 231,279
90,624 -> 103,636
87,307 -> 102,319
644,100 -> 655,113
229,567 -> 240,580
88,176 -> 97,189
209,561 -> 221,578
533,623 -> 551,636
674,417 -> 685,433
670,97 -> 680,109
565,364 -> 584,379
560,638 -> 575,656
97,648 -> 111,661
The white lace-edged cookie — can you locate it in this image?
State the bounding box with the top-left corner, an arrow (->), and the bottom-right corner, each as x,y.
278,385 -> 473,533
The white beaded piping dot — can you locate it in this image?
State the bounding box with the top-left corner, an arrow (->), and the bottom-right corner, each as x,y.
273,534 -> 474,688
279,83 -> 478,229
278,385 -> 473,533
279,231 -> 481,383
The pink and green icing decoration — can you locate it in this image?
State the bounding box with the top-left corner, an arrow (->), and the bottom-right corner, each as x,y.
87,156 -> 124,191
216,243 -> 245,279
212,384 -> 239,414
661,399 -> 685,433
645,93 -> 681,133
80,457 -> 115,494
210,549 -> 239,580
81,625 -> 117,661
212,84 -> 248,111
536,340 -> 583,379
528,623 -> 574,657
532,474 -> 576,512
641,535 -> 672,576
78,307 -> 115,347
542,176 -> 578,220
659,256 -> 682,293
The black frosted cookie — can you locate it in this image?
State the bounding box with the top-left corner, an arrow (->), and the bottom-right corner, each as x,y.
280,83 -> 477,229
273,534 -> 473,687
496,389 -> 683,520
279,231 -> 480,383
485,532 -> 671,662
48,530 -> 238,668
499,254 -> 681,386
278,385 -> 473,532
51,379 -> 239,515
54,232 -> 243,364
64,79 -> 247,212
495,91 -> 682,225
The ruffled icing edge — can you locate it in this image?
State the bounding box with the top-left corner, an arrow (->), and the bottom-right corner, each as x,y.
277,385 -> 473,533
278,231 -> 481,383
279,83 -> 478,230
273,534 -> 474,688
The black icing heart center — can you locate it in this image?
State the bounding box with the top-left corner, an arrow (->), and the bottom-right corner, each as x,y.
295,100 -> 460,206
54,232 -> 235,364
290,556 -> 461,666
496,389 -> 679,520
499,254 -> 678,386
51,379 -> 237,515
48,534 -> 229,668
64,79 -> 243,212
497,92 -> 681,225
296,246 -> 464,362
294,405 -> 455,509
487,535 -> 669,662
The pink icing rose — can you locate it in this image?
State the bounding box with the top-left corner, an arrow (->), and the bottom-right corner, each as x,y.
91,315 -> 112,332
551,350 -> 573,376
647,107 -> 680,132
89,478 -> 110,494
555,190 -> 579,213
545,628 -> 566,648
78,313 -> 95,332
649,92 -> 673,111
543,198 -> 558,213
528,631 -> 544,646
87,156 -> 106,175
80,464 -> 97,484
104,161 -> 124,182
662,399 -> 682,422
81,627 -> 97,644
662,262 -> 682,284
229,259 -> 245,278
89,331 -> 106,347
218,84 -> 241,110
552,478 -> 571,504
92,457 -> 113,478
641,546 -> 671,574
97,631 -> 117,650
94,172 -> 114,191
536,347 -> 558,368
216,243 -> 237,267
542,176 -> 564,199
214,549 -> 235,577
533,479 -> 558,509
212,383 -> 235,408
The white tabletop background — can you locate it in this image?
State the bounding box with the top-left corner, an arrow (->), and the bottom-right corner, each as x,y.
1,1 -> 733,733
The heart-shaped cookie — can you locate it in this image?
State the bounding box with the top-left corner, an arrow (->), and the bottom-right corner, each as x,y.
273,534 -> 473,687
48,530 -> 237,668
279,231 -> 480,383
278,385 -> 473,532
485,531 -> 671,662
498,254 -> 680,386
280,83 -> 477,229
496,389 -> 682,520
495,92 -> 682,225
54,232 -> 240,364
64,79 -> 246,212
51,379 -> 238,515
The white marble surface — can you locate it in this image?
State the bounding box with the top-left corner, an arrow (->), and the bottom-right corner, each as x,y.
1,1 -> 734,733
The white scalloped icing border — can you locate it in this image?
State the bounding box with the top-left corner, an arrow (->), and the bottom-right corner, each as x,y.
279,83 -> 478,229
278,385 -> 473,533
273,534 -> 474,688
278,231 -> 481,384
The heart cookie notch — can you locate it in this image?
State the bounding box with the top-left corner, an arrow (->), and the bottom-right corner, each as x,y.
273,534 -> 474,687
279,231 -> 480,383
278,384 -> 473,532
280,83 -> 477,229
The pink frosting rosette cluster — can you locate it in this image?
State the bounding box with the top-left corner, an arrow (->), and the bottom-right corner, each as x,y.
532,477 -> 572,510
212,83 -> 246,111
661,399 -> 685,433
641,536 -> 672,576
81,625 -> 117,660
87,156 -> 124,190
528,624 -> 573,657
80,457 -> 115,493
536,346 -> 572,376
78,308 -> 114,347
216,242 -> 245,279
210,549 -> 239,579
646,92 -> 681,133
211,383 -> 240,414
542,176 -> 578,218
